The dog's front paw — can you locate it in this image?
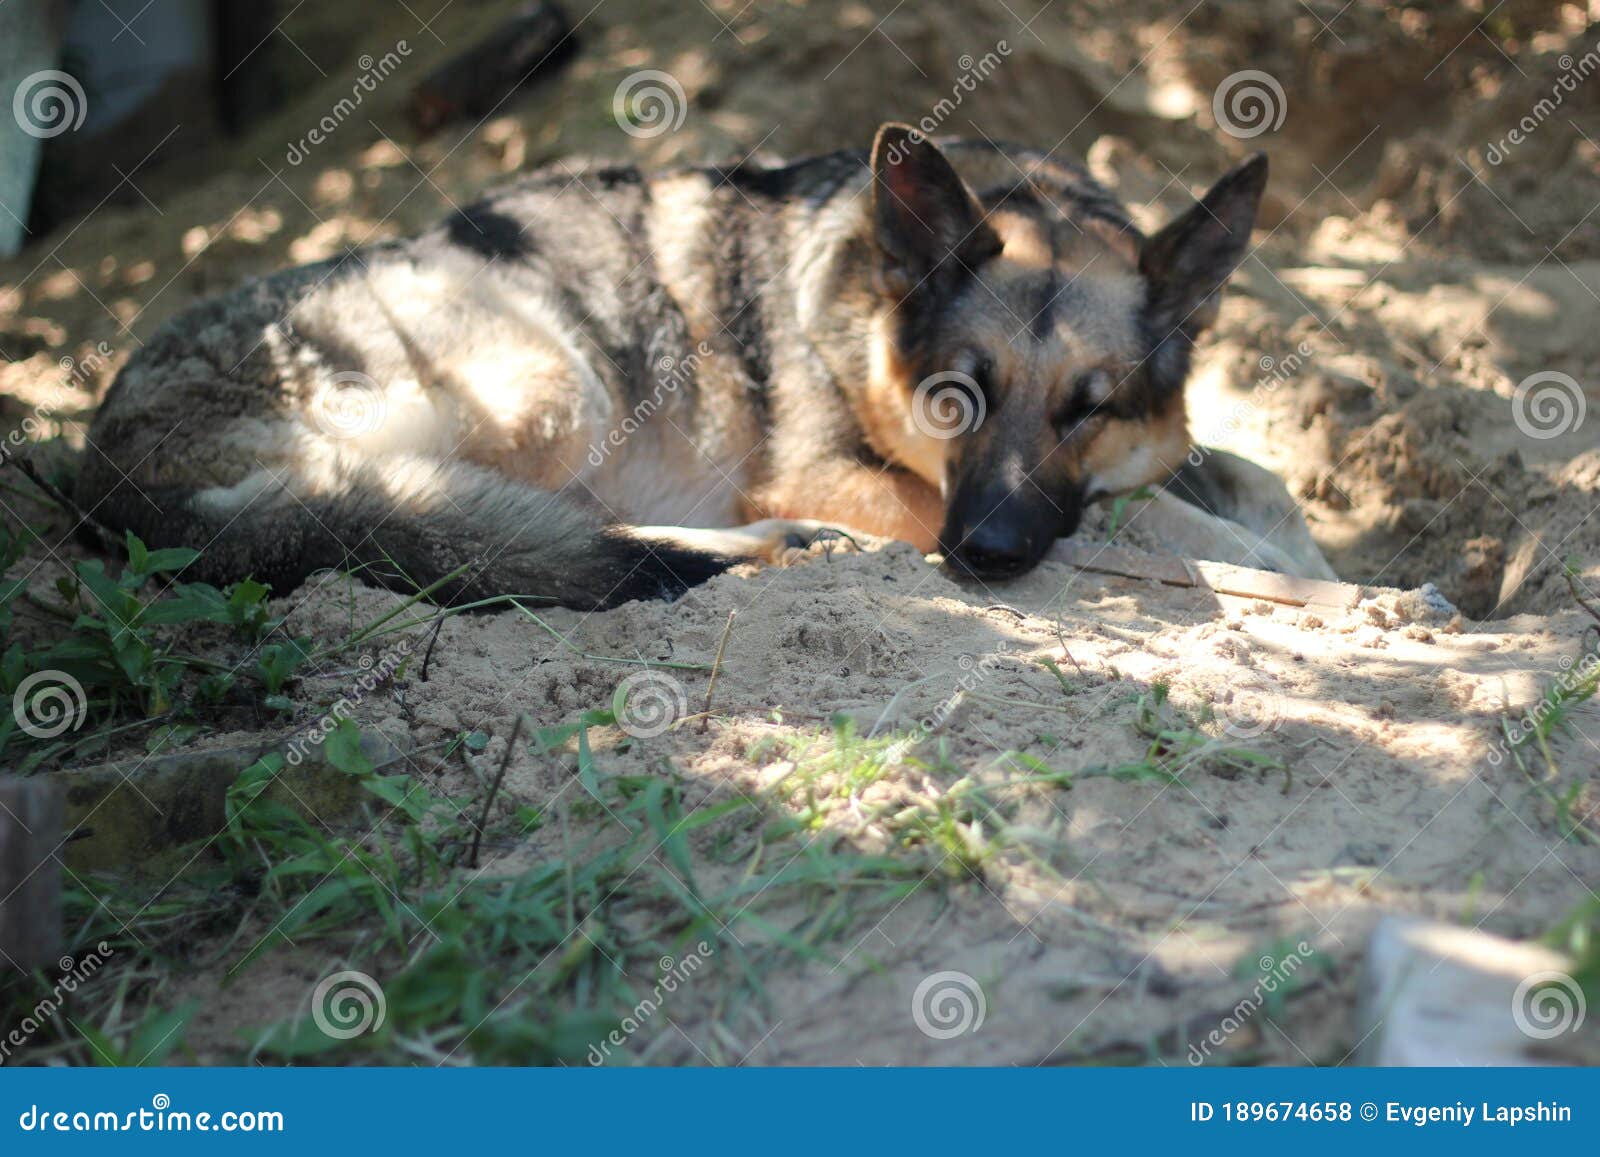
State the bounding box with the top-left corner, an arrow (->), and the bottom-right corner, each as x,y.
744,519 -> 865,566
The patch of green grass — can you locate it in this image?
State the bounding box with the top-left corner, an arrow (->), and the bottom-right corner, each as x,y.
0,493 -> 941,1064
1504,656 -> 1599,756
0,524 -> 297,770
888,760 -> 1079,882
1233,933 -> 1330,1021
752,718 -> 1095,886
756,714 -> 922,830
1105,486 -> 1156,539
1547,897 -> 1599,1008
0,505 -> 536,774
1038,655 -> 1078,696
1082,682 -> 1289,790
7,694 -> 927,1065
1497,558 -> 1599,843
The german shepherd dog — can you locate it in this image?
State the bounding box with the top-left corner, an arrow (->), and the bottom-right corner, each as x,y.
79,124 -> 1314,609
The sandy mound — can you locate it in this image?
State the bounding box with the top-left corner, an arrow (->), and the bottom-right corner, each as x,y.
164,527 -> 1598,1064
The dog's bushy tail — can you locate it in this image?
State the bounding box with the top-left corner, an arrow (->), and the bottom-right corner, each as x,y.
75,455 -> 731,610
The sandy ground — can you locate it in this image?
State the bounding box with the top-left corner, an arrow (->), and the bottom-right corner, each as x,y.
3,0 -> 1599,1063
174,522 -> 1592,1065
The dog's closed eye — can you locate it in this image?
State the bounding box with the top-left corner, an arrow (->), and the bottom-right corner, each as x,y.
1054,368 -> 1112,433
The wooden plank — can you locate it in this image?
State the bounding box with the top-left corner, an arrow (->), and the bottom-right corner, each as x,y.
0,777 -> 64,971
1049,540 -> 1363,613
1189,558 -> 1362,613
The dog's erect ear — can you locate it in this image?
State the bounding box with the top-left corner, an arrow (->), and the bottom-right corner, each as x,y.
1140,153 -> 1267,338
871,123 -> 1000,298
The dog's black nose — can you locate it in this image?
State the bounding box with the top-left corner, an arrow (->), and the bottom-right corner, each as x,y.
950,524 -> 1032,577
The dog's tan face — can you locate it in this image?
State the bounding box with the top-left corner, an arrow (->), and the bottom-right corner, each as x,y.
864,124 -> 1266,579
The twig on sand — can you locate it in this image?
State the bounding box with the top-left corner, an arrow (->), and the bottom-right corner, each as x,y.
1053,610 -> 1085,675
699,610 -> 737,733
509,599 -> 712,670
1564,568 -> 1600,629
4,455 -> 117,551
468,713 -> 526,869
420,613 -> 448,681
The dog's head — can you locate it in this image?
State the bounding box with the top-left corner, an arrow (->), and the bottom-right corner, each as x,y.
862,123 -> 1266,581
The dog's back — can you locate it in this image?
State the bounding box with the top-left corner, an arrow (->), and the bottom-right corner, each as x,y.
77,158 -> 796,606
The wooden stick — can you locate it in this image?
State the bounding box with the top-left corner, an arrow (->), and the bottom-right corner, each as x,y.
420,613 -> 447,682
698,610 -> 737,733
1052,610 -> 1084,675
468,714 -> 526,869
4,454 -> 116,550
